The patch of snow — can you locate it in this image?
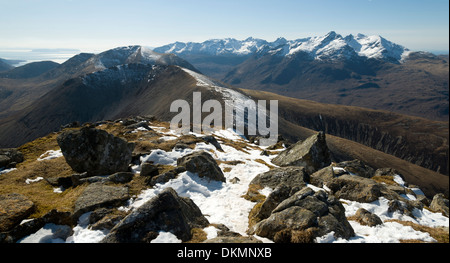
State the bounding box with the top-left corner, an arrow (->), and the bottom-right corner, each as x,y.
203,226 -> 219,239
18,223 -> 72,243
66,212 -> 108,243
0,167 -> 17,175
393,174 -> 406,187
25,177 -> 44,184
37,149 -> 63,161
124,132 -> 271,236
150,231 -> 182,243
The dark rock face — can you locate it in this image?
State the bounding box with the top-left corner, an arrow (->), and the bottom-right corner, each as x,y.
248,187 -> 354,242
73,183 -> 130,220
272,132 -> 331,174
177,151 -> 225,182
57,127 -> 135,176
101,188 -> 209,243
430,193 -> 449,217
353,208 -> 383,227
0,193 -> 35,232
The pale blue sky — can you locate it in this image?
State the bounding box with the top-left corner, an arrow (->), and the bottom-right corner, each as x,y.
0,0 -> 448,53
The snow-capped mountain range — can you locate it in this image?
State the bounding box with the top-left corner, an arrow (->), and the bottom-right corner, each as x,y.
154,31 -> 411,63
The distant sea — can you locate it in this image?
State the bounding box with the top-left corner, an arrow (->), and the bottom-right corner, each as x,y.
0,48 -> 81,66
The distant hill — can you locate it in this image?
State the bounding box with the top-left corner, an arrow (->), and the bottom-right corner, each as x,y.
0,58 -> 14,72
0,61 -> 59,79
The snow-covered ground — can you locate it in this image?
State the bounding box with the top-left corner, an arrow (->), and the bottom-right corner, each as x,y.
17,127 -> 448,243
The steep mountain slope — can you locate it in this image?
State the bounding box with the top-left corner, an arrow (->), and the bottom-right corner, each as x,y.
0,46 -> 198,119
224,49 -> 448,121
242,89 -> 449,176
0,65 -> 202,147
0,58 -> 15,72
0,61 -> 59,79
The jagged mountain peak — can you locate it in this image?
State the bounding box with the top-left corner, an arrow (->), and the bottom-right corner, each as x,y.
154,32 -> 411,63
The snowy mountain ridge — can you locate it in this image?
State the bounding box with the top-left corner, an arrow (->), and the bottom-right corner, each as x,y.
154,31 -> 411,63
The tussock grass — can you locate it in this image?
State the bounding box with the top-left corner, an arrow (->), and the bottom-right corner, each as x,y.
371,175 -> 398,186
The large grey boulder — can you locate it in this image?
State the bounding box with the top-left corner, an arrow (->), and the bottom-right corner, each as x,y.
248,187 -> 354,243
73,183 -> 129,220
0,193 -> 35,232
272,132 -> 331,174
0,148 -> 24,168
177,151 -> 225,182
57,127 -> 135,176
430,193 -> 449,217
249,166 -> 309,190
101,188 -> 209,243
353,208 -> 383,227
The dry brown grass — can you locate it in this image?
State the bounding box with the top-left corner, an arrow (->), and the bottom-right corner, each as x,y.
242,183 -> 266,203
254,159 -> 275,169
186,228 -> 208,243
371,175 -> 398,186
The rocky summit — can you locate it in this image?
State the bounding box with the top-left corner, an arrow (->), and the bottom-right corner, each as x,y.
0,117 -> 448,243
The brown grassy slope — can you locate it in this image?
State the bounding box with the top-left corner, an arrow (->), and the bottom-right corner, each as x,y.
242,88 -> 449,176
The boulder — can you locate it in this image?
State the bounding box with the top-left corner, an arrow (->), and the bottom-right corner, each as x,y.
101,188 -> 209,243
249,166 -> 309,190
326,174 -> 383,203
430,193 -> 449,217
45,175 -> 73,189
73,172 -> 134,186
73,183 -> 129,220
251,184 -> 294,225
0,193 -> 35,232
177,151 -> 225,182
353,208 -> 383,227
0,148 -> 24,168
140,162 -> 159,177
248,187 -> 354,242
310,166 -> 336,188
327,173 -> 405,203
272,132 -> 331,174
335,160 -> 375,178
57,127 -> 135,176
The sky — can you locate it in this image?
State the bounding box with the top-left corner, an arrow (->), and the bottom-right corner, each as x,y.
0,0 -> 449,54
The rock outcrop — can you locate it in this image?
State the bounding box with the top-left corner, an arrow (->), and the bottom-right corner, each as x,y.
101,188 -> 209,243
248,187 -> 354,242
57,127 -> 135,176
272,132 -> 331,174
0,148 -> 24,168
430,193 -> 449,217
0,193 -> 35,232
73,183 -> 130,220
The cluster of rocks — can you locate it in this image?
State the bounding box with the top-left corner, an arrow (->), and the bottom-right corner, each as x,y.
247,132 -> 449,243
1,119 -> 230,243
0,148 -> 24,170
1,120 -> 448,243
